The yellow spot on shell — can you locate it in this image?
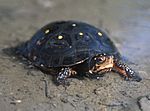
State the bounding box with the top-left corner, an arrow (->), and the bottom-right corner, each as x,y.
79,32 -> 83,36
45,29 -> 50,34
36,40 -> 41,45
98,32 -> 102,36
58,35 -> 63,39
72,23 -> 76,27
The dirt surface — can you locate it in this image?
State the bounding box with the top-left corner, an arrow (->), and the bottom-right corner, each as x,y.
0,0 -> 150,111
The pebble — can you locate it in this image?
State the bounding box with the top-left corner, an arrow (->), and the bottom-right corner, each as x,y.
10,99 -> 22,105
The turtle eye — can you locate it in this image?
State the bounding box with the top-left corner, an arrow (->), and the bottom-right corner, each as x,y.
99,57 -> 106,62
94,56 -> 106,64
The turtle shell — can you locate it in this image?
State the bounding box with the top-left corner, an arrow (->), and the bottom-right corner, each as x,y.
18,21 -> 120,68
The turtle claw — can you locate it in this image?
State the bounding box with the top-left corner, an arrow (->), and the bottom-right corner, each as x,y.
124,74 -> 142,82
56,79 -> 70,86
128,72 -> 142,82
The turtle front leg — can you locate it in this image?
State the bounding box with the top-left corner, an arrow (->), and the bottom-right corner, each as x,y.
113,59 -> 142,82
56,67 -> 77,85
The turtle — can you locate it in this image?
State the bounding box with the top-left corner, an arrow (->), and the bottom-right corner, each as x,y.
17,21 -> 142,85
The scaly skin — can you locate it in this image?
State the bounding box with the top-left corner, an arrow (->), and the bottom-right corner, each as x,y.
113,59 -> 142,82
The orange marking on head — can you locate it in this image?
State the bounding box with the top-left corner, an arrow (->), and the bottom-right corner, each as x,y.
91,56 -> 114,73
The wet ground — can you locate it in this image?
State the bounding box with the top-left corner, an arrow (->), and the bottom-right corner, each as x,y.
0,0 -> 150,111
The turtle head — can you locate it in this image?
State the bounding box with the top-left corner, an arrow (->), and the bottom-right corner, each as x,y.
88,54 -> 142,82
89,54 -> 114,74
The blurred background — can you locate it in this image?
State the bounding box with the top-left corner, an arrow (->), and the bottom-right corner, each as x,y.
0,0 -> 150,63
0,0 -> 150,111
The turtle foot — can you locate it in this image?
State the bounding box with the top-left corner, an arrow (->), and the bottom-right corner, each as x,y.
113,59 -> 142,82
56,67 -> 77,85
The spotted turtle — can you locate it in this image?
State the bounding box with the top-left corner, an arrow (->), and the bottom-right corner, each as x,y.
17,21 -> 142,85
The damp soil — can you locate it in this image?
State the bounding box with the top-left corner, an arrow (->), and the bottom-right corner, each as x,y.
0,0 -> 150,111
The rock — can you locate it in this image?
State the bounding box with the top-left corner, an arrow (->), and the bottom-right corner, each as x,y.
138,96 -> 150,111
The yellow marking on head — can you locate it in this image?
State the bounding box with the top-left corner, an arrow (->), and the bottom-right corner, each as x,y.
98,32 -> 102,36
45,29 -> 50,34
72,23 -> 76,27
79,32 -> 83,36
58,35 -> 63,40
40,64 -> 44,67
89,70 -> 93,74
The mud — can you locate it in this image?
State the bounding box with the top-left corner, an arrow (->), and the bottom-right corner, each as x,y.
0,0 -> 150,111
